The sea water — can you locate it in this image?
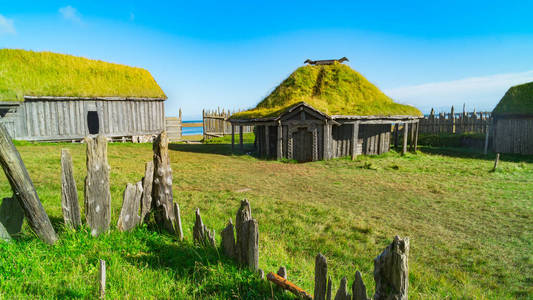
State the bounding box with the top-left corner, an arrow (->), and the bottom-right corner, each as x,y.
182,120 -> 203,136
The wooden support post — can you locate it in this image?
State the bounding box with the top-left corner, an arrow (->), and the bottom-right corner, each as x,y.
409,121 -> 415,151
324,121 -> 332,160
492,153 -> 500,171
484,124 -> 490,155
239,125 -> 243,150
231,124 -> 235,152
99,259 -> 106,299
414,121 -> 419,152
351,122 -> 359,160
402,123 -> 408,155
0,124 -> 57,244
277,121 -> 282,160
61,149 -> 81,229
265,125 -> 270,158
394,123 -> 399,151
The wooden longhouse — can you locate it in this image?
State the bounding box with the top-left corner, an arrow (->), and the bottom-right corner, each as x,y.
492,81 -> 533,155
229,61 -> 422,162
0,49 -> 167,141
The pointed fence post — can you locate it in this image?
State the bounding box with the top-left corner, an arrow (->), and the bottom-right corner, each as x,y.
140,161 -> 154,222
0,124 -> 57,244
352,271 -> 368,300
61,149 -> 81,229
117,182 -> 143,232
314,253 -> 328,300
334,277 -> 351,300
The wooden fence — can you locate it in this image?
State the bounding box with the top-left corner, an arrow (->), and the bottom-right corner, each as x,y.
165,108 -> 182,142
203,108 -> 253,140
419,107 -> 492,135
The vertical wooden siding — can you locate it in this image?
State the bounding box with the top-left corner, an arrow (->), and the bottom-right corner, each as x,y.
494,118 -> 533,155
8,99 -> 164,140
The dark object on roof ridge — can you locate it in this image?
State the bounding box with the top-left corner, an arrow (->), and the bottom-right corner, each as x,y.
304,57 -> 349,65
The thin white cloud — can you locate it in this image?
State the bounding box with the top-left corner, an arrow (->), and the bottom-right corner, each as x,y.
0,14 -> 15,35
59,5 -> 81,23
385,70 -> 533,113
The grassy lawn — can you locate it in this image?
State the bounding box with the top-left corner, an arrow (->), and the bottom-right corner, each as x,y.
0,139 -> 531,299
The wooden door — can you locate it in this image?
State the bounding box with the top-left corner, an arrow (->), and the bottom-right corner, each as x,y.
293,127 -> 313,162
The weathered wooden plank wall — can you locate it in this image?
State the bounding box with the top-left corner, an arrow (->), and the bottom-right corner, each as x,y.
493,118 -> 533,155
0,99 -> 165,141
203,109 -> 253,140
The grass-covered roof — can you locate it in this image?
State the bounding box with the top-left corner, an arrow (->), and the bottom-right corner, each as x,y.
493,81 -> 533,115
231,63 -> 421,120
0,49 -> 166,101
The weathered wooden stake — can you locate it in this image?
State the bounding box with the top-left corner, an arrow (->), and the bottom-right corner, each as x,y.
117,181 -> 143,232
314,253 -> 328,300
221,219 -> 236,259
352,271 -> 368,300
492,153 -> 500,171
484,124 -> 490,155
402,123 -> 408,155
373,236 -> 409,300
61,149 -> 81,229
85,135 -> 111,237
193,208 -> 216,247
0,124 -> 57,244
99,259 -> 106,299
236,199 -> 252,264
334,277 -> 351,300
246,219 -> 259,271
277,266 -> 287,279
0,196 -> 24,235
152,131 -> 176,234
140,161 -> 154,222
394,124 -> 399,150
173,203 -> 183,241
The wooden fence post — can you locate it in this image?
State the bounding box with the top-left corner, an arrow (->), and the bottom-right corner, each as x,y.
351,122 -> 359,160
173,203 -> 183,241
117,182 -> 142,232
140,161 -> 154,222
492,153 -> 500,171
402,123 -> 408,155
314,253 -> 328,300
239,125 -> 244,150
193,208 -> 216,247
221,219 -> 236,259
373,236 -> 409,300
99,259 -> 106,299
352,271 -> 368,300
231,124 -> 235,152
152,131 -> 176,234
61,149 -> 81,229
235,199 -> 259,270
334,277 -> 350,300
85,135 -> 111,237
0,124 -> 57,244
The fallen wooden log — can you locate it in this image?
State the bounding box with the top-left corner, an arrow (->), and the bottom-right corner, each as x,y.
267,272 -> 312,300
0,124 -> 57,244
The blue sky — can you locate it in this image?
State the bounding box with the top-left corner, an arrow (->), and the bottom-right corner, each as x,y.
1,1 -> 533,119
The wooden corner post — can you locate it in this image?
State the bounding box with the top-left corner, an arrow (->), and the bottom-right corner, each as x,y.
414,120 -> 419,152
239,125 -> 243,151
402,122 -> 409,155
231,124 -> 235,152
277,121 -> 283,160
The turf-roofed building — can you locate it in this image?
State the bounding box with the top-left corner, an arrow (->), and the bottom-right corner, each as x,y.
0,49 -> 166,141
229,61 -> 422,162
492,81 -> 533,154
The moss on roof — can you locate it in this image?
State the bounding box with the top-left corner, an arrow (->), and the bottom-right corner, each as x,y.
0,49 -> 166,101
231,63 -> 421,119
493,81 -> 533,115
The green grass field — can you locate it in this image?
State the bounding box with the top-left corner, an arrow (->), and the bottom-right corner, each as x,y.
0,139 -> 531,299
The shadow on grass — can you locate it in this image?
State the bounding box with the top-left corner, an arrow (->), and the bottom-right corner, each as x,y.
169,143 -> 257,157
419,146 -> 533,163
123,234 -> 290,299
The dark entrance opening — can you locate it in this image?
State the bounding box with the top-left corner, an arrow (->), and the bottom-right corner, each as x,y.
293,127 -> 313,162
87,111 -> 100,134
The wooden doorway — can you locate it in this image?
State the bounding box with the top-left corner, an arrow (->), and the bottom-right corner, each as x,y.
292,127 -> 313,162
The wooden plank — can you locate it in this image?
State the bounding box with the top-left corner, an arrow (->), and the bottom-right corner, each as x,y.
402,122 -> 408,155
0,124 -> 57,244
265,125 -> 270,158
239,125 -> 243,150
277,122 -> 283,160
231,124 -> 235,152
351,122 -> 359,160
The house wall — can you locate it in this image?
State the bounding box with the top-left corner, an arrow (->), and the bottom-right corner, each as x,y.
493,118 -> 533,155
0,99 -> 165,141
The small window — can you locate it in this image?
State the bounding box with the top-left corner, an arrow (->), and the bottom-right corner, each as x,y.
87,111 -> 100,134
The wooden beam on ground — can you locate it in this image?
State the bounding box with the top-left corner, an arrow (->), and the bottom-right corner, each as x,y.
0,124 -> 57,244
402,123 -> 409,155
351,122 -> 359,160
267,272 -> 312,300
